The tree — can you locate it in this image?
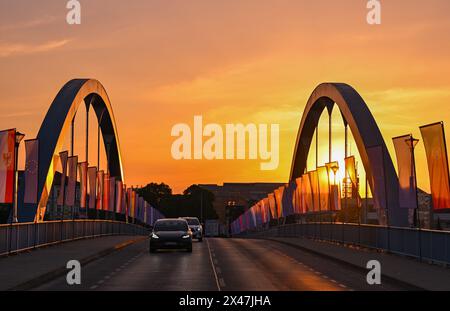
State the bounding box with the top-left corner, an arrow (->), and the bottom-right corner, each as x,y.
136,183 -> 172,208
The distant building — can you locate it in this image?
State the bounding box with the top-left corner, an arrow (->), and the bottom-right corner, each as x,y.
199,183 -> 285,224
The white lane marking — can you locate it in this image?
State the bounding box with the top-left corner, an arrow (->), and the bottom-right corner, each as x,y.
331,279 -> 337,284
206,238 -> 222,292
339,284 -> 347,289
90,285 -> 98,290
97,280 -> 104,284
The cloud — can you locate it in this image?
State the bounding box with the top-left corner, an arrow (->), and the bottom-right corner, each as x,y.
0,39 -> 72,58
0,16 -> 58,32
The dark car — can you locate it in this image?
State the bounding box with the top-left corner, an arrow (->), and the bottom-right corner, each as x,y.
181,217 -> 203,242
149,219 -> 192,253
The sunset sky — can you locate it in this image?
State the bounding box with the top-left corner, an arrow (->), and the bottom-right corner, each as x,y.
1,0 -> 450,194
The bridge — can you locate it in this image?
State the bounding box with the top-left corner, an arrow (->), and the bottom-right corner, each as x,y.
1,79 -> 450,291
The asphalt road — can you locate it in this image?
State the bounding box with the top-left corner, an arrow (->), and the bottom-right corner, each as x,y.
34,238 -> 406,291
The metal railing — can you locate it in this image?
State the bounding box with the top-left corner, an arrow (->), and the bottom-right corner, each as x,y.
239,223 -> 450,265
0,220 -> 148,256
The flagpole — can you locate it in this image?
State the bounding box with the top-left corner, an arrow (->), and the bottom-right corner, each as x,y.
408,135 -> 421,261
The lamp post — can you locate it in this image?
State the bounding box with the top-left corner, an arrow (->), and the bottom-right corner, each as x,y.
12,131 -> 25,223
330,163 -> 339,222
405,135 -> 421,261
405,136 -> 420,226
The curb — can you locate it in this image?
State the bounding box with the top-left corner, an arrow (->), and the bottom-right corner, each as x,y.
7,236 -> 147,291
264,237 -> 426,291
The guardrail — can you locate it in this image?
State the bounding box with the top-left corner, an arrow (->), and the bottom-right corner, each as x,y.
0,220 -> 148,256
239,223 -> 450,265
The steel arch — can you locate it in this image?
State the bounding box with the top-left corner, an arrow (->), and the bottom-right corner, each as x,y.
290,83 -> 407,226
34,79 -> 124,222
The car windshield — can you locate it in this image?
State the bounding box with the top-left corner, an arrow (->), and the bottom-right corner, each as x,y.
154,220 -> 188,231
185,218 -> 200,226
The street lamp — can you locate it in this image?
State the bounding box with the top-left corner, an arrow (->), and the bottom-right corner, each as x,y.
330,163 -> 339,216
405,136 -> 420,227
12,131 -> 25,223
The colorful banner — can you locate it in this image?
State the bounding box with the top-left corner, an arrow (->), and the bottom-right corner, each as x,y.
127,188 -> 132,217
294,177 -> 303,214
88,167 -> 97,210
57,151 -> 68,206
420,122 -> 450,210
24,139 -> 39,204
393,135 -> 418,209
309,170 -> 319,212
317,166 -> 329,211
96,170 -> 104,210
65,156 -> 78,207
345,156 -> 362,207
131,190 -> 136,218
302,173 -> 313,212
366,145 -> 387,213
268,193 -> 277,219
274,186 -> 284,218
121,183 -> 126,214
0,129 -> 15,204
325,162 -> 341,211
116,180 -> 123,213
282,182 -> 295,216
109,176 -> 116,212
78,162 -> 88,208
103,173 -> 110,211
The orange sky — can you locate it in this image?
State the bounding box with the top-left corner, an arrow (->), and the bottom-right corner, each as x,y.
1,0 -> 450,194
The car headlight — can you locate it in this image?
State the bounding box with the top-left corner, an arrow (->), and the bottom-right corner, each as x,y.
151,233 -> 159,239
182,234 -> 190,239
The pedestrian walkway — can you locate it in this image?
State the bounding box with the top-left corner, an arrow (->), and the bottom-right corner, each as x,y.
0,235 -> 146,290
267,237 -> 450,291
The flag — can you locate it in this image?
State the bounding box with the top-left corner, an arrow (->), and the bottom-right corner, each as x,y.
393,135 -> 418,209
65,156 -> 78,207
127,188 -> 132,217
96,170 -> 104,210
88,167 -> 97,210
0,129 -> 15,204
109,176 -> 116,212
24,139 -> 39,204
420,123 -> 450,210
294,177 -> 303,214
131,190 -> 136,218
274,186 -> 284,218
317,166 -> 329,211
366,145 -> 387,215
309,170 -> 319,212
56,151 -> 69,206
345,156 -> 362,207
103,173 -> 110,211
78,162 -> 88,208
116,181 -> 123,213
302,173 -> 313,212
325,162 -> 341,211
282,182 -> 295,216
121,183 -> 126,214
268,193 -> 277,218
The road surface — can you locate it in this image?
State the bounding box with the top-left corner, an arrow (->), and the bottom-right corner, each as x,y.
35,238 -> 406,291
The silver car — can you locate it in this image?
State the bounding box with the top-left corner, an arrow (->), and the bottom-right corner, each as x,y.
181,217 -> 203,242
